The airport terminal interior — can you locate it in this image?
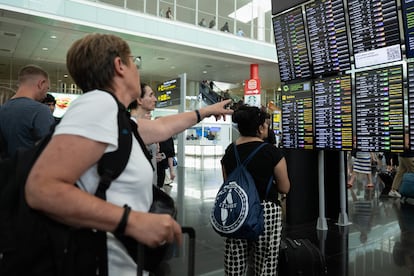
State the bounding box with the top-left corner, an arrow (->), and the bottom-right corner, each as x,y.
1,0 -> 414,275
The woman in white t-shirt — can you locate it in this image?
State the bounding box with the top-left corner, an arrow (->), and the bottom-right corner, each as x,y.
25,33 -> 233,275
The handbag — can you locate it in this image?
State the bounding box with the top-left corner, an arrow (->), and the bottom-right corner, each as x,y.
116,185 -> 177,272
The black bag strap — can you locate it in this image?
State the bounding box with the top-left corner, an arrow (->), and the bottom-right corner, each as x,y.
233,143 -> 273,197
95,97 -> 132,200
233,143 -> 267,167
94,92 -> 153,200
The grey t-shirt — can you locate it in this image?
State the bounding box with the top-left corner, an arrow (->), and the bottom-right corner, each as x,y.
0,97 -> 54,157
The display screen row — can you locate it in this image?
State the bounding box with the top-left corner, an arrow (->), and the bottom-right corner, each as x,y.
273,0 -> 407,83
282,64 -> 409,152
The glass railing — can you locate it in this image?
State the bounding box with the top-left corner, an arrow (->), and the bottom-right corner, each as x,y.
86,0 -> 275,44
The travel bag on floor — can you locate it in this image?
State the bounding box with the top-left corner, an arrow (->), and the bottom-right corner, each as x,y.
278,238 -> 327,276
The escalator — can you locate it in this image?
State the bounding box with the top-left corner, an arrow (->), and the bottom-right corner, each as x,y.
198,81 -> 240,107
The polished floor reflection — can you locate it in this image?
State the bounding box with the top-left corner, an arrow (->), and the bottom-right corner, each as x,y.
163,157 -> 414,276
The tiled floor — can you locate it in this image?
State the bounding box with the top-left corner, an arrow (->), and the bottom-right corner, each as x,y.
162,157 -> 414,276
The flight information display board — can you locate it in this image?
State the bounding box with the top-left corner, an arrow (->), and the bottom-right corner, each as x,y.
402,0 -> 414,58
273,8 -> 312,82
305,0 -> 351,76
281,81 -> 313,149
314,75 -> 353,150
407,63 -> 414,150
355,65 -> 404,152
348,0 -> 401,69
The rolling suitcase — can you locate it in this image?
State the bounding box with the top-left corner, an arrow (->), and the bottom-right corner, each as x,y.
137,226 -> 196,276
278,238 -> 327,276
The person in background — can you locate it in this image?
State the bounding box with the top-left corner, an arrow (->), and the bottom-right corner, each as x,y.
221,104 -> 290,275
128,83 -> 158,186
209,17 -> 216,28
155,114 -> 176,189
166,7 -> 172,19
237,28 -> 245,37
199,18 -> 207,27
25,33 -> 233,275
220,22 -> 230,32
347,151 -> 376,189
389,133 -> 414,198
0,64 -> 54,157
42,93 -> 56,114
263,113 -> 276,145
42,93 -> 60,123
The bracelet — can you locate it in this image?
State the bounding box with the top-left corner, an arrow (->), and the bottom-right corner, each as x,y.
114,204 -> 131,235
195,109 -> 201,123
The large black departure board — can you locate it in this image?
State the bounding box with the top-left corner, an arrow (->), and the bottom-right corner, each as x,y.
273,8 -> 312,82
305,0 -> 351,76
355,65 -> 404,152
348,0 -> 401,69
407,63 -> 414,150
281,81 -> 313,149
402,0 -> 414,58
314,75 -> 352,150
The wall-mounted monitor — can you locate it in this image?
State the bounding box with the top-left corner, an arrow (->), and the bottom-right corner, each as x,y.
355,65 -> 404,152
156,78 -> 181,108
50,92 -> 81,119
314,74 -> 352,151
348,0 -> 401,69
281,81 -> 313,149
272,8 -> 312,82
402,0 -> 414,58
305,0 -> 351,77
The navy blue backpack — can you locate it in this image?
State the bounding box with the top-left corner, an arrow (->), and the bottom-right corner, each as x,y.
210,143 -> 272,240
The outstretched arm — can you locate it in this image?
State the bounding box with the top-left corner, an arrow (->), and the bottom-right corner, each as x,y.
138,99 -> 233,144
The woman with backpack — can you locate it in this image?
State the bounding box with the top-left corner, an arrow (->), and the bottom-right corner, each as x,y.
220,105 -> 290,275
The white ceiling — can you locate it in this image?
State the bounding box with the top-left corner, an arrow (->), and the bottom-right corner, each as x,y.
0,6 -> 280,96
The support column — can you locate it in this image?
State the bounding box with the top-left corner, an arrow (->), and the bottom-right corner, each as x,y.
337,151 -> 352,226
176,73 -> 187,224
317,150 -> 328,230
257,0 -> 265,41
250,64 -> 259,79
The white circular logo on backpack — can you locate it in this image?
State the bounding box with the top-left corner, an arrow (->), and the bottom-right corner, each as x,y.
210,181 -> 249,234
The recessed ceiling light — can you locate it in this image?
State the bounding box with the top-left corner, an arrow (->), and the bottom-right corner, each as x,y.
63,74 -> 68,78
156,57 -> 166,60
42,47 -> 48,51
170,66 -> 176,69
50,35 -> 57,39
203,70 -> 207,74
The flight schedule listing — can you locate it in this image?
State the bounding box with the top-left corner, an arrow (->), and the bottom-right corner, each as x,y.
407,63 -> 414,150
402,0 -> 414,58
314,75 -> 352,151
348,0 -> 401,68
355,66 -> 404,152
305,0 -> 351,76
281,81 -> 313,149
273,8 -> 311,82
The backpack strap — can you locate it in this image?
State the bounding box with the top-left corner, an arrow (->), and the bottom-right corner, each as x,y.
233,143 -> 273,197
94,92 -> 153,200
233,143 -> 267,167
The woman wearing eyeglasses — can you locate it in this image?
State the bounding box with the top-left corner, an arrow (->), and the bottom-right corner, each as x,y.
22,33 -> 233,275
